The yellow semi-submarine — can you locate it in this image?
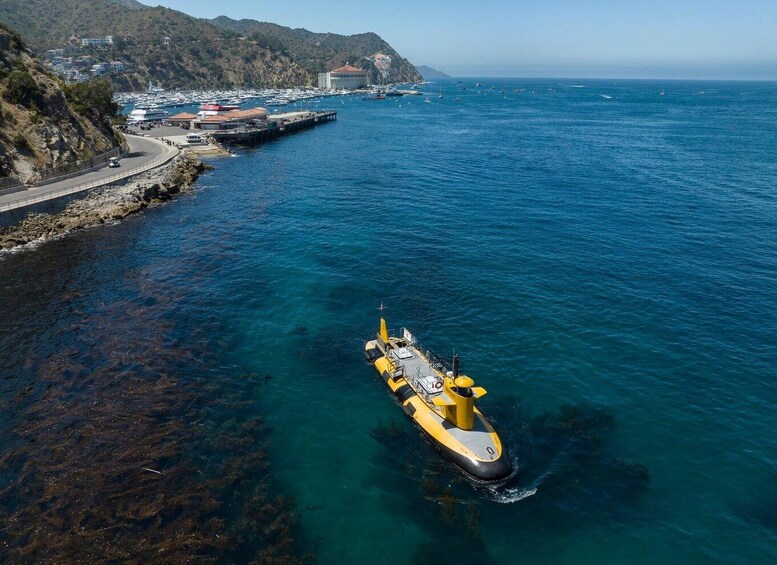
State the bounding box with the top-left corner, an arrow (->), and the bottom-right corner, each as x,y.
365,317 -> 512,482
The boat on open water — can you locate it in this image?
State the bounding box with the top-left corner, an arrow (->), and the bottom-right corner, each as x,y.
365,317 -> 512,482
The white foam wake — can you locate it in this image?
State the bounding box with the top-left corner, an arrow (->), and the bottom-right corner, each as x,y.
489,485 -> 538,504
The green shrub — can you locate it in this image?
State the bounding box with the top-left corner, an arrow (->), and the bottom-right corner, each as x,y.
3,70 -> 41,108
63,79 -> 119,124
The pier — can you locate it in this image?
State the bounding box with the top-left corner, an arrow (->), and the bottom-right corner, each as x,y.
209,110 -> 337,146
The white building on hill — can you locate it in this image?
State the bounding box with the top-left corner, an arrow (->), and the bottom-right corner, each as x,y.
81,36 -> 114,47
317,65 -> 369,90
91,63 -> 109,76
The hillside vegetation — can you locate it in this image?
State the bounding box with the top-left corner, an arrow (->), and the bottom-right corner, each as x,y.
0,0 -> 421,91
209,16 -> 421,85
0,23 -> 119,181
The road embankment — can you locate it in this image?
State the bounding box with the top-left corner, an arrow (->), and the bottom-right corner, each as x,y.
0,154 -> 211,251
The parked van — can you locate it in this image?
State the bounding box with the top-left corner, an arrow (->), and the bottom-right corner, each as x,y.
186,133 -> 205,144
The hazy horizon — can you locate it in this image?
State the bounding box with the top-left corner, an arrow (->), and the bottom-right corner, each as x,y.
439,62 -> 777,81
142,0 -> 777,81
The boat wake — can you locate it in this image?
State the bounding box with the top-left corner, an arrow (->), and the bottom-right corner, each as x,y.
483,462 -> 548,504
480,440 -> 566,504
488,485 -> 537,503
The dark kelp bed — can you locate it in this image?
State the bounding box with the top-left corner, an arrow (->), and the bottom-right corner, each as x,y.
0,279 -> 309,563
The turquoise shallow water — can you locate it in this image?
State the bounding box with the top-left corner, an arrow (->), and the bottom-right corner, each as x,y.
1,79 -> 777,563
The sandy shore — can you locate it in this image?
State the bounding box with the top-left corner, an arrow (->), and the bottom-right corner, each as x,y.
0,154 -> 212,251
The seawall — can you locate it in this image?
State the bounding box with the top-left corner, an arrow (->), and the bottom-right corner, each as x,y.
0,155 -> 211,251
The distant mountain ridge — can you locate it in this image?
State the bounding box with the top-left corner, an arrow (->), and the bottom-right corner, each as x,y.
416,65 -> 450,79
105,0 -> 146,10
0,0 -> 422,90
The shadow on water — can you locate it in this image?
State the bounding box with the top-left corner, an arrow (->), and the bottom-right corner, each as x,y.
490,398 -> 650,523
0,284 -> 311,563
731,473 -> 777,536
369,398 -> 650,561
370,420 -> 500,564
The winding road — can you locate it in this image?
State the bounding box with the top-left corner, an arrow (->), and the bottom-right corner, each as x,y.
0,135 -> 178,213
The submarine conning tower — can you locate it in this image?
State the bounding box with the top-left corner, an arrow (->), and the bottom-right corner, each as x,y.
435,353 -> 487,430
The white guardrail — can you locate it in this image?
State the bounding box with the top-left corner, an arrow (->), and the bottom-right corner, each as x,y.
0,147 -> 180,214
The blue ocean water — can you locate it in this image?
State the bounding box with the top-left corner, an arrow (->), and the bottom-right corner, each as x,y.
1,79 -> 776,563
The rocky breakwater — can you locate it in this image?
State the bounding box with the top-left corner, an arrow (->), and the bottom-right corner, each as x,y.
0,155 -> 212,250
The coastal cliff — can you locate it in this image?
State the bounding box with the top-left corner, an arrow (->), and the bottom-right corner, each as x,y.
0,23 -> 120,182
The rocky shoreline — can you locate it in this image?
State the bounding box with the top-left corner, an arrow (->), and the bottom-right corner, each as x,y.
0,155 -> 212,251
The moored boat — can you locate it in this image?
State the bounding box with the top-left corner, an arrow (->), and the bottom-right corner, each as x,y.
126,105 -> 168,125
364,318 -> 512,482
265,97 -> 290,106
197,102 -> 233,117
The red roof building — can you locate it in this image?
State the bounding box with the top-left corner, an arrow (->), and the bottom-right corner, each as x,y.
194,107 -> 269,130
167,112 -> 197,124
330,65 -> 366,75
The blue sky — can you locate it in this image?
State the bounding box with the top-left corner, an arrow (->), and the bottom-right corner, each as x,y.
143,1 -> 777,79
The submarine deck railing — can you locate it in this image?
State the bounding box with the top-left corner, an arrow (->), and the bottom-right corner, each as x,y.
386,329 -> 456,405
385,327 -> 453,376
398,330 -> 453,376
384,327 -> 457,392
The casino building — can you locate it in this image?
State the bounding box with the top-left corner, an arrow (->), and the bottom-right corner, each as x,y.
317,65 -> 369,90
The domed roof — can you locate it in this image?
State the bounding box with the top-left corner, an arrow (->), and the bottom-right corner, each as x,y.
331,65 -> 365,74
